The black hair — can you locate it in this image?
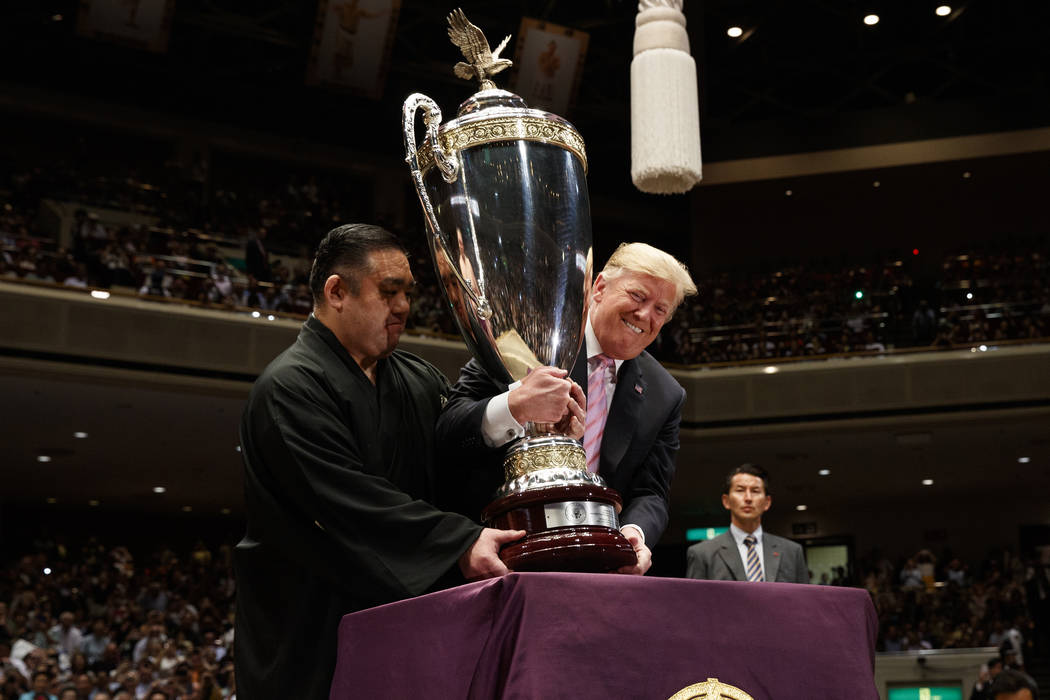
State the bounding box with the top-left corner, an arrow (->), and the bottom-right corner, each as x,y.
988,657 -> 1004,668
723,463 -> 770,495
989,669 -> 1038,699
308,224 -> 406,305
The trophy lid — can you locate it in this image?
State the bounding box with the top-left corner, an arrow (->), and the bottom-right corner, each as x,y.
456,88 -> 527,116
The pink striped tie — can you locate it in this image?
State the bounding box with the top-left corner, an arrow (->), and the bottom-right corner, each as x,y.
583,354 -> 614,473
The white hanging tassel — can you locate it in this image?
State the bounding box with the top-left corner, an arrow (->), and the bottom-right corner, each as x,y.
630,0 -> 703,194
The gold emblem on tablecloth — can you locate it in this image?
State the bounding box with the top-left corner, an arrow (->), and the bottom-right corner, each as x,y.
668,678 -> 755,700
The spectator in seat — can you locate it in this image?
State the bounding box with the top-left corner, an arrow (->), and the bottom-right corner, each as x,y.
988,668 -> 1039,700
971,657 -> 1003,700
244,227 -> 271,282
912,299 -> 937,345
48,613 -> 83,660
20,670 -> 57,700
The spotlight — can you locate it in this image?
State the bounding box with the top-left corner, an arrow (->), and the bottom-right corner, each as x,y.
727,26 -> 743,38
935,5 -> 952,16
864,14 -> 880,26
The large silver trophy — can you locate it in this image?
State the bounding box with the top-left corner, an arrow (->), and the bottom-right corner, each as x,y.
402,9 -> 635,572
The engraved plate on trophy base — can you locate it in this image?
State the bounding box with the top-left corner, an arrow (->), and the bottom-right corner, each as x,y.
481,482 -> 636,573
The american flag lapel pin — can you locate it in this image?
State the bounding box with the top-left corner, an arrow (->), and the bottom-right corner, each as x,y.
634,384 -> 643,394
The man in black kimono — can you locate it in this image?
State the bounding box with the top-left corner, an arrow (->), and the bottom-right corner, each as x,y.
235,224 -> 523,700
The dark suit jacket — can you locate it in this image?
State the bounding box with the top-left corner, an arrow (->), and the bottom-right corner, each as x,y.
435,351 -> 684,545
685,530 -> 809,584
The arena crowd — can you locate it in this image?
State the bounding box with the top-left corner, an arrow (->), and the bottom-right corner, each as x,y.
2,158 -> 1047,369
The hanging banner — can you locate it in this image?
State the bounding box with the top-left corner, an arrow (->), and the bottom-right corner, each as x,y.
306,0 -> 401,99
76,0 -> 176,53
509,18 -> 589,117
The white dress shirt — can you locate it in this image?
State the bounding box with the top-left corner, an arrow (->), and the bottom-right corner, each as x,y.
730,523 -> 765,580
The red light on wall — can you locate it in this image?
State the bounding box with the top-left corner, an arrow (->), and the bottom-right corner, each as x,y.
912,248 -> 919,256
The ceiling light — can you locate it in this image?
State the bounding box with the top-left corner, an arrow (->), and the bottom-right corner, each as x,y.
46,497 -> 57,504
979,345 -> 988,352
251,311 -> 260,318
43,567 -> 52,575
763,366 -> 779,374
935,5 -> 951,16
267,314 -> 276,321
37,455 -> 51,463
864,14 -> 880,26
962,171 -> 972,179
727,26 -> 743,38
88,499 -> 100,506
796,504 -> 808,511
819,469 -> 831,476
74,431 -> 88,439
221,508 -> 231,515
153,486 -> 166,494
182,505 -> 193,512
785,189 -> 793,197
921,479 -> 934,486
1018,457 -> 1031,464
51,14 -> 63,22
90,290 -> 110,300
872,180 -> 881,188
966,292 -> 973,300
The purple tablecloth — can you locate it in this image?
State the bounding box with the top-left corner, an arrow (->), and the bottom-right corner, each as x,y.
330,572 -> 878,700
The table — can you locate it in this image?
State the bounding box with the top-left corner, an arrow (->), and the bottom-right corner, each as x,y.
330,572 -> 878,699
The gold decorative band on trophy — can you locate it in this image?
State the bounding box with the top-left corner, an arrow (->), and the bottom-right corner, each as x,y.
503,440 -> 588,481
416,114 -> 589,175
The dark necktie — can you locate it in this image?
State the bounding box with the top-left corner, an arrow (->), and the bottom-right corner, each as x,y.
744,535 -> 764,582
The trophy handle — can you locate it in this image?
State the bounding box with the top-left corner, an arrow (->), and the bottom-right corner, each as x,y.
402,93 -> 493,320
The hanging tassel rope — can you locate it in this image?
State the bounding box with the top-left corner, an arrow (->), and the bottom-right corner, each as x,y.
630,0 -> 703,194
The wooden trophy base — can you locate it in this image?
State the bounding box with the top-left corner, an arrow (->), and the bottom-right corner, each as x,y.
482,484 -> 637,573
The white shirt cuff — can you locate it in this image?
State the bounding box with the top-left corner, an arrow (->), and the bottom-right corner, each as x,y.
481,386 -> 525,447
620,523 -> 645,544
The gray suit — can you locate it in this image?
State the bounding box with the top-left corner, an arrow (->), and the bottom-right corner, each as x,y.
686,531 -> 809,584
